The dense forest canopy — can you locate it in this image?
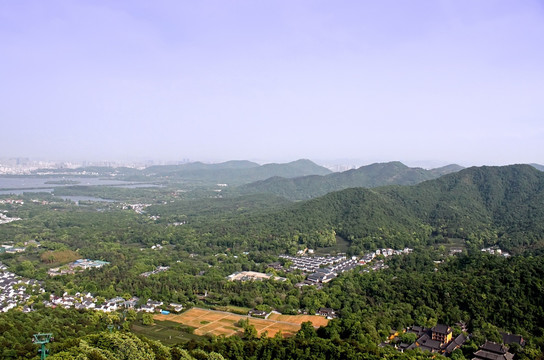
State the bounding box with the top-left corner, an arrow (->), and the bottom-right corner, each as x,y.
2,163 -> 544,359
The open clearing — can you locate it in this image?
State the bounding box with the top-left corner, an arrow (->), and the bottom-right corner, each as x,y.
154,308 -> 329,338
266,313 -> 329,327
131,320 -> 201,345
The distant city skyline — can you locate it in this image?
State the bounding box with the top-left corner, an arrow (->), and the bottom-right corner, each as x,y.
2,1 -> 543,166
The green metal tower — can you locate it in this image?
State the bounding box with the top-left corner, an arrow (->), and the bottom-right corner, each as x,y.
32,333 -> 53,360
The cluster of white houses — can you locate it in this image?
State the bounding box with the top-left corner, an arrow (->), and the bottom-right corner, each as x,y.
44,292 -> 183,313
0,262 -> 45,313
0,211 -> 22,225
0,199 -> 25,205
0,240 -> 40,254
0,244 -> 26,254
227,271 -> 286,282
481,246 -> 511,257
122,203 -> 151,214
140,265 -> 170,278
1,259 -> 181,314
279,254 -> 350,273
276,248 -> 413,286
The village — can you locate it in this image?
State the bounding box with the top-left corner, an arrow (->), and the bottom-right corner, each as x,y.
382,323 -> 525,360
2,256 -> 528,360
0,211 -> 22,225
0,261 -> 44,313
0,259 -> 183,315
140,265 -> 170,278
44,292 -> 183,314
0,231 -> 532,360
275,247 -> 413,287
223,248 -> 413,291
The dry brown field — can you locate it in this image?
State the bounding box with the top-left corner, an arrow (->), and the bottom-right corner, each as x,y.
154,308 -> 329,338
267,313 -> 329,327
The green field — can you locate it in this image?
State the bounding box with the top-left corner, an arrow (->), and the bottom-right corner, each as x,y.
131,320 -> 200,345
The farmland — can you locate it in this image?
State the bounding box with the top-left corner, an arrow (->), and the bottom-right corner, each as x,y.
154,308 -> 329,338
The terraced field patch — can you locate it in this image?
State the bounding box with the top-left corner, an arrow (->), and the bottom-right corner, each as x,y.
154,308 -> 329,338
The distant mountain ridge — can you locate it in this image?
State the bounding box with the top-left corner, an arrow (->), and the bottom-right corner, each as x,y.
233,161 -> 464,200
145,159 -> 332,184
144,160 -> 260,174
39,159 -> 332,185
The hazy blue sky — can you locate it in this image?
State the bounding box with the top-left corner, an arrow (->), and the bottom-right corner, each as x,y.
1,1 -> 543,166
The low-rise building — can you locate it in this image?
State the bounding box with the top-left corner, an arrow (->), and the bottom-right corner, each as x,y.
317,308 -> 337,319
431,324 -> 452,344
473,341 -> 514,360
248,309 -> 268,318
227,271 -> 286,282
169,303 -> 183,312
402,324 -> 467,356
501,332 -> 525,347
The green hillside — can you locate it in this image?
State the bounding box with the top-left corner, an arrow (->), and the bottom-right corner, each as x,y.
142,159 -> 331,182
233,162 -> 463,200
194,165 -> 544,253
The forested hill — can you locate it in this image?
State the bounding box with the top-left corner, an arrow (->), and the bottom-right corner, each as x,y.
143,159 -> 332,184
199,164 -> 544,253
231,161 -> 464,200
35,159 -> 332,185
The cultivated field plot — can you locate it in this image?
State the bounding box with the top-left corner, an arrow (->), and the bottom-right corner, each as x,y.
154,308 -> 329,338
131,321 -> 201,345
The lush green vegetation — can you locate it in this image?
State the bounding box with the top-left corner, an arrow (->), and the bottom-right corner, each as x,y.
0,308 -> 110,359
2,164 -> 544,359
190,164 -> 544,253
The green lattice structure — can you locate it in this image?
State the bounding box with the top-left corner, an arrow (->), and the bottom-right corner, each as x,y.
33,333 -> 53,360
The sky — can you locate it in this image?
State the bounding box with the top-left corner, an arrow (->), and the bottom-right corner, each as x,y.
1,0 -> 544,167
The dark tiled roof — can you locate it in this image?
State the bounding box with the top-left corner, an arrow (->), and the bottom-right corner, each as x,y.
419,339 -> 442,351
445,333 -> 467,353
501,332 -> 525,347
417,333 -> 430,343
318,307 -> 335,316
432,324 -> 451,335
407,325 -> 424,335
473,349 -> 514,360
480,341 -> 508,354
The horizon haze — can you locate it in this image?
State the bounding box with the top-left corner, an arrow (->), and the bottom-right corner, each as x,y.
1,1 -> 543,166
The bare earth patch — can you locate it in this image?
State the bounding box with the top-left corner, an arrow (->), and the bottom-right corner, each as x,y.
154,308 -> 329,338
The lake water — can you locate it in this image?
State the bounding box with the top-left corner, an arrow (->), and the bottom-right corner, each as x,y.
0,176 -> 161,195
0,188 -> 55,195
0,177 -> 135,190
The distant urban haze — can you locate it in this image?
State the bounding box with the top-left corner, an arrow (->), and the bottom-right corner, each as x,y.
1,1 -> 543,166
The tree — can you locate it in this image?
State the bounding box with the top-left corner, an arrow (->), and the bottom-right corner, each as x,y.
142,313 -> 155,326
296,321 -> 317,340
399,332 -> 417,344
242,321 -> 257,340
450,349 -> 466,360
